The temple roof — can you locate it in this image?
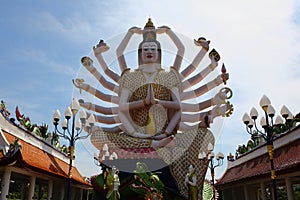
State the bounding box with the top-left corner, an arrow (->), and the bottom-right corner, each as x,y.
0,113 -> 91,187
217,127 -> 300,187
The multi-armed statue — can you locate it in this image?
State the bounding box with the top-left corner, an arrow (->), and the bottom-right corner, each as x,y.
73,18 -> 233,198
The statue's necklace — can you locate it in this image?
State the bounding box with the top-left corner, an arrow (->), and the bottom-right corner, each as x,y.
143,71 -> 157,83
144,71 -> 156,77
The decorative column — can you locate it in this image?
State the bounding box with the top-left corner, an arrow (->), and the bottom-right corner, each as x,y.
0,167 -> 11,200
28,175 -> 36,200
79,188 -> 83,200
243,185 -> 249,200
260,182 -> 266,200
231,187 -> 237,200
47,180 -> 53,200
59,182 -> 65,200
86,189 -> 89,200
285,177 -> 294,200
20,182 -> 25,200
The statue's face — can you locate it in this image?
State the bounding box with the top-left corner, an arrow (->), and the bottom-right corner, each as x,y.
111,166 -> 117,175
188,165 -> 194,173
141,42 -> 159,64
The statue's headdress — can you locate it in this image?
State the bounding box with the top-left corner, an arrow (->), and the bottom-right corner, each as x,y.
138,18 -> 162,65
139,18 -> 161,50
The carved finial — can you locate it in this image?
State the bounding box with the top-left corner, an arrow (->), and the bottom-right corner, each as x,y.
221,63 -> 226,73
209,49 -> 220,62
140,18 -> 159,47
221,63 -> 227,85
225,102 -> 234,117
144,18 -> 155,28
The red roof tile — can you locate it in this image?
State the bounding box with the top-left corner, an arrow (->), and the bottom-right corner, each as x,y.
217,139 -> 300,186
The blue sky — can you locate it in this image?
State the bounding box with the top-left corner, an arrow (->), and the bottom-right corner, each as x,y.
1,0 -> 300,179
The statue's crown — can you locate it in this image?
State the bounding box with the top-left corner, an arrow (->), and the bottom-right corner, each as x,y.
143,18 -> 157,42
144,18 -> 155,29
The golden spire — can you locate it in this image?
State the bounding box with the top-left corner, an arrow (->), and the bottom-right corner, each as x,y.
142,18 -> 157,42
144,18 -> 155,29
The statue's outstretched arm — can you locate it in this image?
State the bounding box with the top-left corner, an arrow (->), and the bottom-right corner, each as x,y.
95,114 -> 119,125
157,26 -> 184,71
187,175 -> 197,187
73,80 -> 119,104
182,56 -> 218,90
181,88 -> 232,112
180,38 -> 210,79
181,104 -> 231,124
181,112 -> 207,123
81,56 -> 119,94
78,99 -> 118,115
180,74 -> 229,101
181,100 -> 211,113
91,125 -> 122,134
93,41 -> 120,83
116,27 -> 143,72
178,121 -> 209,131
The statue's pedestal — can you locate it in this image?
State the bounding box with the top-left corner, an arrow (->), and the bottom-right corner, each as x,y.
101,158 -> 186,199
102,158 -> 165,172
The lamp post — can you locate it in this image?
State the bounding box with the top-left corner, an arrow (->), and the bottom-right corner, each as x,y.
53,98 -> 95,200
242,95 -> 294,200
199,143 -> 224,200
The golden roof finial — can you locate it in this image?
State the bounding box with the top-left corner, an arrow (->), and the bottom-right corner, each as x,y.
144,18 -> 155,28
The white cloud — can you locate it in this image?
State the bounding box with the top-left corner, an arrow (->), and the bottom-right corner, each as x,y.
18,49 -> 76,75
27,11 -> 99,46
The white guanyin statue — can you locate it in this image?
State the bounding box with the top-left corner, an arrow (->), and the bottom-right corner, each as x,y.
73,18 -> 233,197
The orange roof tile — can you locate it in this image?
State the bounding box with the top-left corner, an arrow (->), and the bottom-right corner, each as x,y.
1,130 -> 91,187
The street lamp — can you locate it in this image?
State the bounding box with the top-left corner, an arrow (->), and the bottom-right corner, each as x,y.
242,95 -> 294,200
53,98 -> 95,200
199,143 -> 224,200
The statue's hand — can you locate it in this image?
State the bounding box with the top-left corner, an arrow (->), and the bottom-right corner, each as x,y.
212,90 -> 228,105
81,56 -> 93,68
149,84 -> 156,105
93,40 -> 110,56
194,37 -> 210,51
210,56 -> 218,69
133,132 -> 152,139
72,78 -> 84,88
184,175 -> 189,185
151,133 -> 167,140
156,26 -> 170,34
211,105 -> 230,117
215,74 -> 229,85
145,84 -> 151,105
222,73 -> 229,82
129,26 -> 143,34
